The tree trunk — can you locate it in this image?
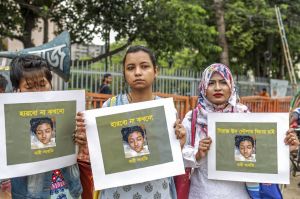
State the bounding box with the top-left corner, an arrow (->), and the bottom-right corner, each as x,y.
280,52 -> 285,79
104,29 -> 110,71
20,6 -> 36,48
213,0 -> 229,66
22,17 -> 35,48
43,17 -> 49,44
255,48 -> 261,77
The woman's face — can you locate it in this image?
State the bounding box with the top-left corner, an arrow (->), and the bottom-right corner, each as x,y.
124,51 -> 157,91
19,76 -> 51,92
206,72 -> 231,105
36,123 -> 53,144
128,131 -> 145,152
239,140 -> 253,159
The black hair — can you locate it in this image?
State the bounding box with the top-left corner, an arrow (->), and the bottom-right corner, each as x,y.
30,117 -> 53,134
121,125 -> 145,143
122,46 -> 157,68
235,135 -> 254,148
102,73 -> 112,83
10,55 -> 52,90
262,88 -> 267,92
0,74 -> 8,90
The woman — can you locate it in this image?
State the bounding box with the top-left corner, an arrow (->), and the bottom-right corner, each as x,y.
182,63 -> 299,199
75,45 -> 186,198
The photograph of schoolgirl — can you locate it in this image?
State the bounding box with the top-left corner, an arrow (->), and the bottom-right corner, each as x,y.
213,121 -> 279,175
121,125 -> 150,158
3,99 -> 77,166
0,90 -> 84,179
234,135 -> 256,162
93,105 -> 173,175
30,117 -> 56,149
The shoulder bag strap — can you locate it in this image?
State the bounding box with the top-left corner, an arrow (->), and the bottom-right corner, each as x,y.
191,107 -> 198,147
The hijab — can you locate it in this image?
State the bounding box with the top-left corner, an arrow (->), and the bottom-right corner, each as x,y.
194,63 -> 248,134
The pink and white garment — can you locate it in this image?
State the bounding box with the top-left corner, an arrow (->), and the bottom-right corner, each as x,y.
50,170 -> 75,199
182,63 -> 250,199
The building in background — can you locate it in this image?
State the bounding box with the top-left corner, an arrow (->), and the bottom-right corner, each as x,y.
2,19 -> 57,52
71,43 -> 105,60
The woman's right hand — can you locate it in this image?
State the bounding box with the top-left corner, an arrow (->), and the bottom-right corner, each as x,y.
195,137 -> 212,160
74,112 -> 87,146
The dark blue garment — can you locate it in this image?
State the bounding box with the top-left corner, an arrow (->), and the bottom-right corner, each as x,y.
11,164 -> 82,199
98,84 -> 111,94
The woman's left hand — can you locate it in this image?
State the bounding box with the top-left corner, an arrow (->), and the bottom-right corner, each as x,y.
284,128 -> 299,151
74,112 -> 87,146
174,119 -> 186,149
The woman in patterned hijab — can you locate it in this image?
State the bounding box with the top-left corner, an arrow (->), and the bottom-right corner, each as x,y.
182,63 -> 299,199
182,63 -> 251,199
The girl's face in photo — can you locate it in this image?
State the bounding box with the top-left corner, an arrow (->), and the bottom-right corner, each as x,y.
239,140 -> 253,159
19,76 -> 51,92
36,123 -> 53,144
128,131 -> 145,152
206,72 -> 231,105
124,51 -> 157,91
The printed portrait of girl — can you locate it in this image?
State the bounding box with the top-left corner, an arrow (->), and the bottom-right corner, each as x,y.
30,117 -> 56,149
234,135 -> 256,162
121,125 -> 150,158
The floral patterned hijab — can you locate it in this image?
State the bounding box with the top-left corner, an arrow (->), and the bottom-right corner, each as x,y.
195,63 -> 248,131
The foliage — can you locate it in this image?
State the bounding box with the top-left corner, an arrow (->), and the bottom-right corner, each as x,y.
0,0 -> 62,48
0,0 -> 22,42
2,0 -> 300,80
224,0 -> 300,79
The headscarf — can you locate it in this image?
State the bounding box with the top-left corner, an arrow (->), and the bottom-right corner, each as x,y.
193,63 -> 248,135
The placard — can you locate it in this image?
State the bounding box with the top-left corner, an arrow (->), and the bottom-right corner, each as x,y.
84,98 -> 185,190
0,90 -> 85,179
207,113 -> 289,184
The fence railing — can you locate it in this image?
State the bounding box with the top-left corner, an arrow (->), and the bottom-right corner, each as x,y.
85,93 -> 292,120
239,96 -> 292,113
66,60 -> 286,97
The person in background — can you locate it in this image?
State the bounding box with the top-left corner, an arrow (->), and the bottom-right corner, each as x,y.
259,87 -> 270,97
98,73 -> 112,94
0,74 -> 8,93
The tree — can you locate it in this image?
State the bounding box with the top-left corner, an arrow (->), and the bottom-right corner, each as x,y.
54,0 -> 219,68
223,0 -> 300,79
213,0 -> 229,66
0,0 -> 61,48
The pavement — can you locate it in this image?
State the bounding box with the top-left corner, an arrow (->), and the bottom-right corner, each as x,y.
283,174 -> 300,199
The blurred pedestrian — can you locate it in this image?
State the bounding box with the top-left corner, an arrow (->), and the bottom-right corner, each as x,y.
0,74 -> 8,93
259,87 -> 270,97
98,73 -> 112,94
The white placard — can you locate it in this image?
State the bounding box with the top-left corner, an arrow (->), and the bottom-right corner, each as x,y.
84,97 -> 185,190
207,113 -> 289,184
0,90 -> 85,179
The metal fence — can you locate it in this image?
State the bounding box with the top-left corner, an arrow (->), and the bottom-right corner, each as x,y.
59,60 -> 292,96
